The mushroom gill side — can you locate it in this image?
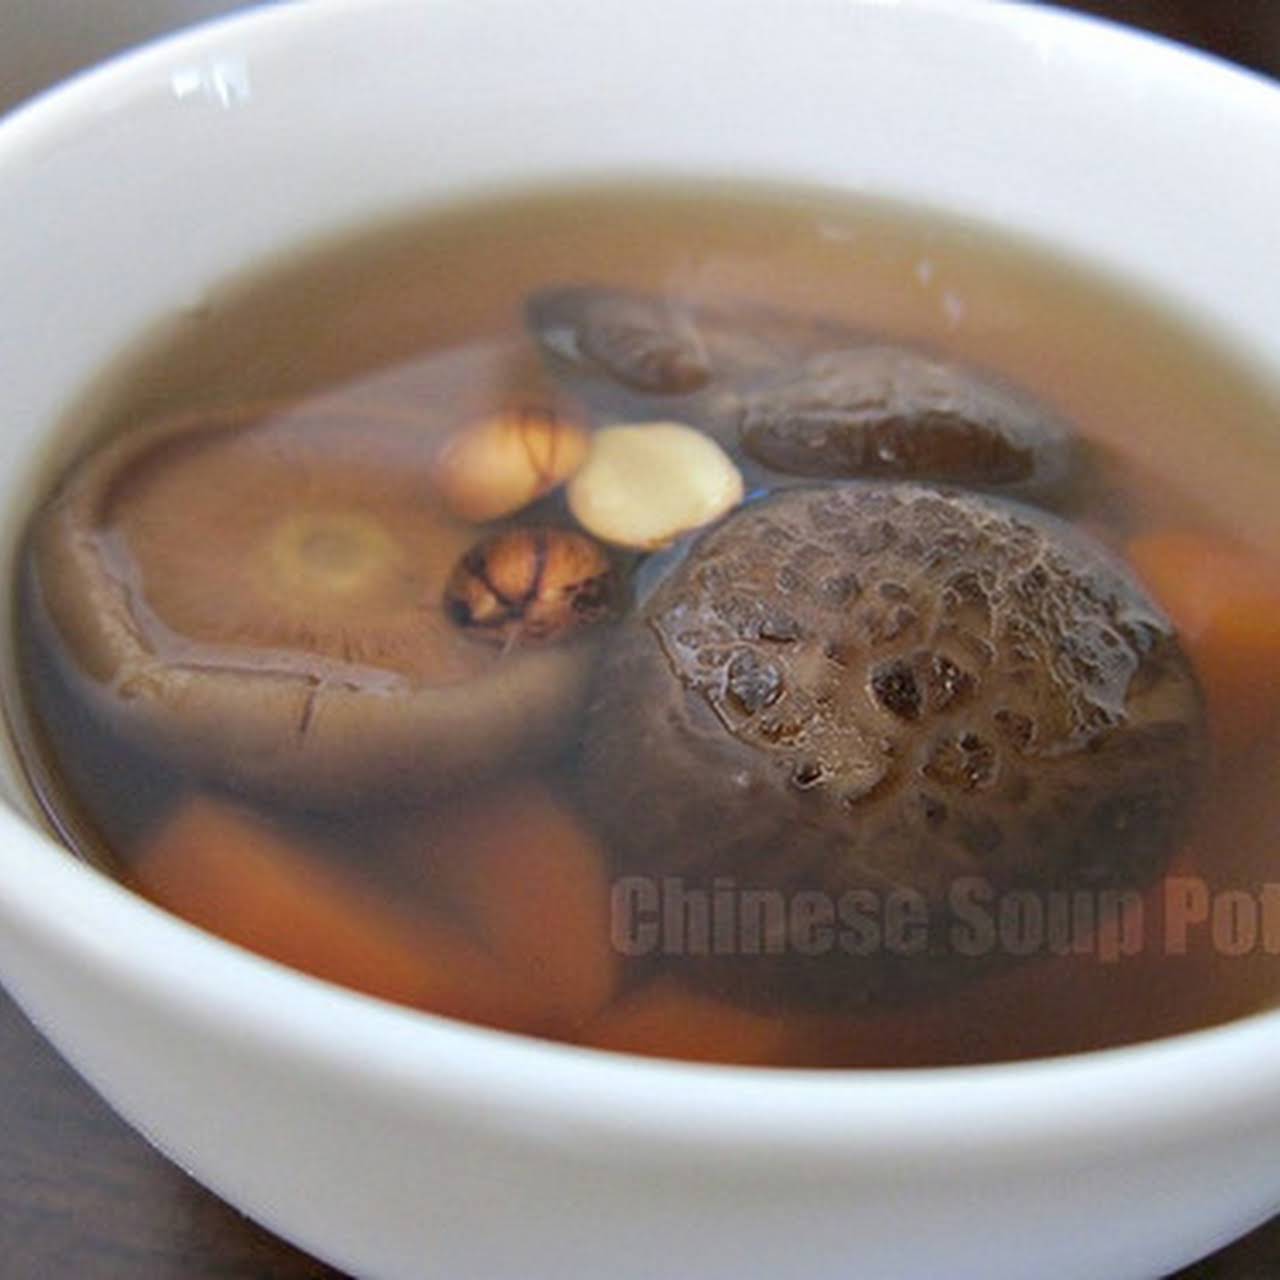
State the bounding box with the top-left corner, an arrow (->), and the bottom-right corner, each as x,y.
26,403 -> 599,800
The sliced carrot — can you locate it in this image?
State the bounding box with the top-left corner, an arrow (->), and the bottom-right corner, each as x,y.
406,783 -> 619,1035
1127,530 -> 1280,754
582,978 -> 795,1066
132,795 -> 545,1032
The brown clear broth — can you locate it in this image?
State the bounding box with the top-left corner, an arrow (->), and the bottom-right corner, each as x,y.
11,182 -> 1280,1067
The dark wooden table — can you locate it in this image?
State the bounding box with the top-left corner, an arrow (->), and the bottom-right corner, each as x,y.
2,2 -> 1279,1276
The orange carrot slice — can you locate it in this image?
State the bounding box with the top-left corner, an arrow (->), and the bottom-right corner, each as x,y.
582,978 -> 794,1066
132,795 -> 544,1032
408,784 -> 619,1035
1128,530 -> 1280,753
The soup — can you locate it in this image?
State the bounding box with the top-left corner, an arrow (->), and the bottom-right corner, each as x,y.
11,183 -> 1280,1067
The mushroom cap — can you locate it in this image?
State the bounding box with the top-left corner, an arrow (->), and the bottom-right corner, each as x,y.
527,283 -> 857,387
524,283 -> 859,430
527,285 -> 1080,509
30,403 -> 596,799
737,345 -> 1078,504
580,484 -> 1206,1009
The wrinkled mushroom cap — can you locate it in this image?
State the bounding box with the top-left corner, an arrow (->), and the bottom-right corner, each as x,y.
525,283 -> 859,428
29,404 -> 596,798
737,345 -> 1078,504
581,483 -> 1206,1008
527,284 -> 1081,509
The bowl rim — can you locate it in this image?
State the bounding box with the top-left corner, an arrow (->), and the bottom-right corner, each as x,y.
3,0 -> 1280,1162
6,794 -> 1280,1160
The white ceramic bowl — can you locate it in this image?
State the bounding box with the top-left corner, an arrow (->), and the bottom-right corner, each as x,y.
2,3 -> 1279,1277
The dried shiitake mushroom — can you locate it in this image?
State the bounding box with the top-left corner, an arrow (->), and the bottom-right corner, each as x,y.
737,346 -> 1077,504
580,484 -> 1206,1010
527,285 -> 1081,508
26,404 -> 599,799
525,283 -> 855,420
529,285 -> 717,395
